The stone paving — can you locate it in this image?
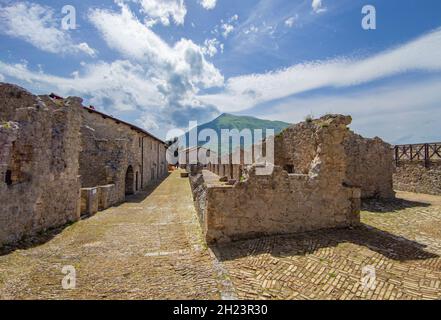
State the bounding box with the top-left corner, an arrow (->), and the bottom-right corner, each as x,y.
1,170 -> 441,300
215,191 -> 441,300
0,170 -> 222,299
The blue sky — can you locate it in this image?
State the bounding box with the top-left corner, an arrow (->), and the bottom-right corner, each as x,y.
1,0 -> 441,143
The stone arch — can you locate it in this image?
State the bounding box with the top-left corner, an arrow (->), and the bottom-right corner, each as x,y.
125,165 -> 134,195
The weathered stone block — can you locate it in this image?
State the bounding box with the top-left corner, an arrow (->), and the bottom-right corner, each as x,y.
81,187 -> 99,216
98,184 -> 116,210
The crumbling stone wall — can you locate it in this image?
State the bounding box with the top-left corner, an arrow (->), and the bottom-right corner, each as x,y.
343,133 -> 395,198
394,161 -> 441,195
0,84 -> 82,246
195,115 -> 361,244
274,118 -> 394,198
274,120 -> 317,174
0,82 -> 168,245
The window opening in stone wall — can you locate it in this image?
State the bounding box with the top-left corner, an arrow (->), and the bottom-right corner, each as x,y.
5,170 -> 13,186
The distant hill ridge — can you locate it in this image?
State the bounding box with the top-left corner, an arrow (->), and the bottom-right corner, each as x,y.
185,113 -> 291,153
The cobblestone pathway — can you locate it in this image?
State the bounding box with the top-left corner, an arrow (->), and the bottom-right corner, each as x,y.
0,170 -> 222,299
215,191 -> 441,300
1,171 -> 441,300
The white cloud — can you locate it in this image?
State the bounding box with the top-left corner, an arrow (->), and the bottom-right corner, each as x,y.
199,0 -> 217,10
124,0 -> 187,26
89,4 -> 223,129
212,15 -> 239,39
76,43 -> 97,57
261,78 -> 441,144
221,23 -> 235,38
243,25 -> 259,35
284,16 -> 297,28
0,3 -> 224,134
0,59 -> 163,107
198,27 -> 441,112
88,4 -> 223,87
0,73 -> 4,82
0,2 -> 96,56
312,0 -> 327,14
230,14 -> 239,22
0,59 -> 187,133
202,38 -> 223,57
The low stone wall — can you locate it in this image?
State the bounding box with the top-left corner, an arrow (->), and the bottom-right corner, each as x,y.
193,167 -> 360,244
80,184 -> 118,216
394,161 -> 441,195
0,84 -> 82,246
195,115 -> 361,244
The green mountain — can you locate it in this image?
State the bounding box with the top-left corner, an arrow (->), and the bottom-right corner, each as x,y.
199,113 -> 290,134
185,113 -> 291,153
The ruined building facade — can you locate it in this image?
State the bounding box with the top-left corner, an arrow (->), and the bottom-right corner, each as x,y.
274,119 -> 395,199
79,106 -> 167,213
193,115 -> 394,244
0,83 -> 167,246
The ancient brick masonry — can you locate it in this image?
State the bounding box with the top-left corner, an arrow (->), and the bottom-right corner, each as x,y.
192,115 -> 363,244
0,84 -> 82,246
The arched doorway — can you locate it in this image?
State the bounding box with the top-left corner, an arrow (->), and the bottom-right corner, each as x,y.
125,165 -> 134,195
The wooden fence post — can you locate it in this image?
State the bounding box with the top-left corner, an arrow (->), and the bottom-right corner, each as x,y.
424,143 -> 429,168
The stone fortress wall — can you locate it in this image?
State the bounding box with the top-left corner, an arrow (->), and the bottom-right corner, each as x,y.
0,84 -> 82,246
192,115 -> 384,244
394,161 -> 441,196
0,83 -> 167,246
391,142 -> 441,196
80,108 -> 167,209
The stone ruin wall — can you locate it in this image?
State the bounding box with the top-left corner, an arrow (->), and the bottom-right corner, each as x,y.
0,84 -> 82,246
274,120 -> 395,199
193,115 -> 362,244
206,118 -> 395,200
0,83 -> 168,246
79,110 -> 167,206
342,133 -> 395,198
393,161 -> 441,196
